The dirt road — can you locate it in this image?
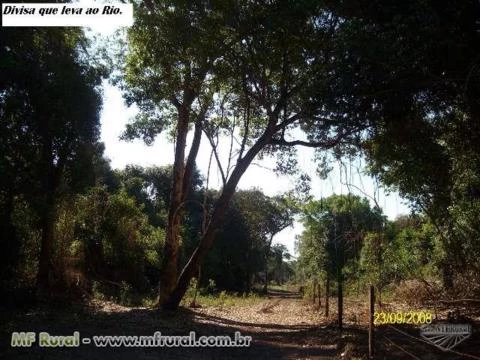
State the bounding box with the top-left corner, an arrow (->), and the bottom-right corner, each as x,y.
1,290 -> 359,359
2,290 -> 479,359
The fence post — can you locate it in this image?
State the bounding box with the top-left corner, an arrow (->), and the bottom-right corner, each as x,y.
325,277 -> 329,317
369,285 -> 375,359
318,278 -> 322,307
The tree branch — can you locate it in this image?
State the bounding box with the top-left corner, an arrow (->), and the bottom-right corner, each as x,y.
238,88 -> 251,162
202,128 -> 227,185
274,112 -> 303,132
181,114 -> 204,202
270,136 -> 343,149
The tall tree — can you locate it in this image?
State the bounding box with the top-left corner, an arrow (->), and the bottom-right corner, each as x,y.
321,0 -> 480,290
0,28 -> 104,295
201,189 -> 293,293
299,194 -> 384,329
262,196 -> 295,293
122,0 -> 370,309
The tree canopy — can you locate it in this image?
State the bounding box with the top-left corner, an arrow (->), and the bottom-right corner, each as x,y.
0,27 -> 105,294
120,0 -> 377,309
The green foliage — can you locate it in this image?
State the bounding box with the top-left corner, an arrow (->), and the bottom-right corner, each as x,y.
358,231 -> 391,291
8,198 -> 41,287
5,0 -> 480,306
323,0 -> 480,292
203,189 -> 294,292
185,277 -> 198,300
302,279 -> 318,301
119,0 -> 232,142
119,281 -> 134,306
74,187 -> 164,290
91,280 -> 105,301
181,289 -> 261,308
121,0 -> 384,308
0,26 -> 106,296
298,194 -> 447,299
206,279 -> 217,294
268,244 -> 292,286
298,194 -> 384,282
0,27 -> 104,196
358,215 -> 439,297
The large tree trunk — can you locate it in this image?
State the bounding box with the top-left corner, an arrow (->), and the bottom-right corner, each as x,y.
159,106 -> 190,306
263,234 -> 274,294
442,262 -> 454,290
85,236 -> 107,278
0,189 -> 19,282
37,196 -> 55,294
36,120 -> 66,297
37,141 -> 57,296
160,125 -> 274,310
158,98 -> 204,307
161,176 -> 240,309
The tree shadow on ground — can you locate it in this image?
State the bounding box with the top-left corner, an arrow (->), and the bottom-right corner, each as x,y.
5,292 -> 478,360
266,288 -> 303,299
0,301 -> 352,360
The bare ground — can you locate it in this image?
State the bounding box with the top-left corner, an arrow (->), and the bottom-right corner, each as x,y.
1,289 -> 479,359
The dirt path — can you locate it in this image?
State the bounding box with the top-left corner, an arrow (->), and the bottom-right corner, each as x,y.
188,290 -> 348,359
1,290 -> 364,359
2,290 -> 479,359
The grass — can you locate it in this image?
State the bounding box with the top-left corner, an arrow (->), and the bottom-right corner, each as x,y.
181,290 -> 264,308
264,283 -> 297,292
90,283 -> 266,309
90,278 -> 293,309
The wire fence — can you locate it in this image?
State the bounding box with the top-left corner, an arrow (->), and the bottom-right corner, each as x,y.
379,324 -> 480,360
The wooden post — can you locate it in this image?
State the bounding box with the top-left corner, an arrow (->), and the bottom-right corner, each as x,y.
338,276 -> 343,331
369,285 -> 375,359
318,278 -> 322,307
325,277 -> 330,317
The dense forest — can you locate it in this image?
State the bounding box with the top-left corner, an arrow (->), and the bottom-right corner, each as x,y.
1,0 -> 480,359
